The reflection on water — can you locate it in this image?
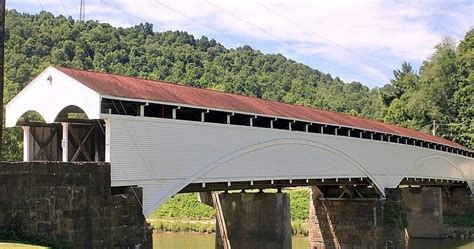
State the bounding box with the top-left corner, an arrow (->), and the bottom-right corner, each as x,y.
153,233 -> 474,249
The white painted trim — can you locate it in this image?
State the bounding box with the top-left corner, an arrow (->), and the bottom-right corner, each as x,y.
22,126 -> 30,162
61,122 -> 69,162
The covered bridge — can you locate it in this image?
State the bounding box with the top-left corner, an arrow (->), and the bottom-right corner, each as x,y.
5,65 -> 474,216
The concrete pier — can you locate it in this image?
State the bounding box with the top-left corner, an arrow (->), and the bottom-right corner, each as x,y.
309,187 -> 407,249
215,192 -> 292,249
401,187 -> 443,238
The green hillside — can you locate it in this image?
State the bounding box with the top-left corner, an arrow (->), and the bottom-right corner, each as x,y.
2,10 -> 473,161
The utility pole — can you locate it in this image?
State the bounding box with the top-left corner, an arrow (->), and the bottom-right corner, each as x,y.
432,120 -> 437,136
79,0 -> 85,21
0,0 -> 6,161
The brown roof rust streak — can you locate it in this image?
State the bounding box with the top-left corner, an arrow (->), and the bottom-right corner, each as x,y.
54,66 -> 467,150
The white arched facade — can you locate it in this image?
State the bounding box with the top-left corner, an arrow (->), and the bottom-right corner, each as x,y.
5,66 -> 101,127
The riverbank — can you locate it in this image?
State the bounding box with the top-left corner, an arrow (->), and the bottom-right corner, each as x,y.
148,219 -> 309,236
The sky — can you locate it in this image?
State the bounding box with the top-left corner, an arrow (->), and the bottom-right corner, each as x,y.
6,0 -> 474,88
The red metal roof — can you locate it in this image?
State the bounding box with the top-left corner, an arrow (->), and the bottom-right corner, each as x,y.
55,66 -> 468,150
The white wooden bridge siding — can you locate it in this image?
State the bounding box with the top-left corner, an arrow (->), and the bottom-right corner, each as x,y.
104,114 -> 474,216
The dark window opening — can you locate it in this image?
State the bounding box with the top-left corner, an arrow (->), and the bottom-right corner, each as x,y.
373,133 -> 383,141
205,110 -> 228,124
176,107 -> 203,121
350,129 -> 363,138
272,119 -> 291,130
361,131 -> 371,139
101,98 -> 140,116
229,113 -> 252,126
323,125 -> 337,135
389,136 -> 398,143
337,127 -> 350,136
144,103 -> 174,119
307,123 -> 322,133
253,116 -> 272,128
291,121 -> 307,132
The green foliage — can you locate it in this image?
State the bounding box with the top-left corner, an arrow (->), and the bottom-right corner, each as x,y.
444,211 -> 474,227
0,230 -> 74,249
2,9 -> 473,162
150,193 -> 215,220
151,190 -> 310,221
390,62 -> 418,97
383,32 -> 474,149
289,189 -> 310,221
2,10 -> 385,160
291,220 -> 309,236
383,201 -> 408,229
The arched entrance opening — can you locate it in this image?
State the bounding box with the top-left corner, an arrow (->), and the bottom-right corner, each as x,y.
16,106 -> 105,162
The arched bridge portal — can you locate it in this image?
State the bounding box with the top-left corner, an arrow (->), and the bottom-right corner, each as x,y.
6,66 -> 474,216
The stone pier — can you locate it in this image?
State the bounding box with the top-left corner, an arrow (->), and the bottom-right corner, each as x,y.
309,187 -> 407,249
442,186 -> 473,216
401,187 -> 443,238
214,192 -> 292,249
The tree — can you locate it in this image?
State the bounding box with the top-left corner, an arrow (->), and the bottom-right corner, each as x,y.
390,62 -> 418,97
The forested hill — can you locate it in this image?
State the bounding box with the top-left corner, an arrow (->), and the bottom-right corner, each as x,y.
2,10 -> 473,160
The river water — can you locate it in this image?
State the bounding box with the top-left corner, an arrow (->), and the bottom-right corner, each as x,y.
153,233 -> 474,249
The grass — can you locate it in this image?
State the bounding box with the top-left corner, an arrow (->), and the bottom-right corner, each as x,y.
444,211 -> 474,227
0,230 -> 73,249
150,220 -> 216,234
0,242 -> 48,249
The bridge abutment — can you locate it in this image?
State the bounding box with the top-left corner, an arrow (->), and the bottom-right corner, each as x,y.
214,192 -> 292,249
401,187 -> 443,238
309,186 -> 407,249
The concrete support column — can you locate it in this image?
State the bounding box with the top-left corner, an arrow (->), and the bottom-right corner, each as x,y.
401,187 -> 443,238
309,187 -> 407,249
61,122 -> 69,162
215,193 -> 292,249
22,126 -> 30,162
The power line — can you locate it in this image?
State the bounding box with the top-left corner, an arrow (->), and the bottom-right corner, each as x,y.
154,0 -> 248,45
255,2 -> 394,72
204,0 -> 383,85
100,0 -> 166,31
